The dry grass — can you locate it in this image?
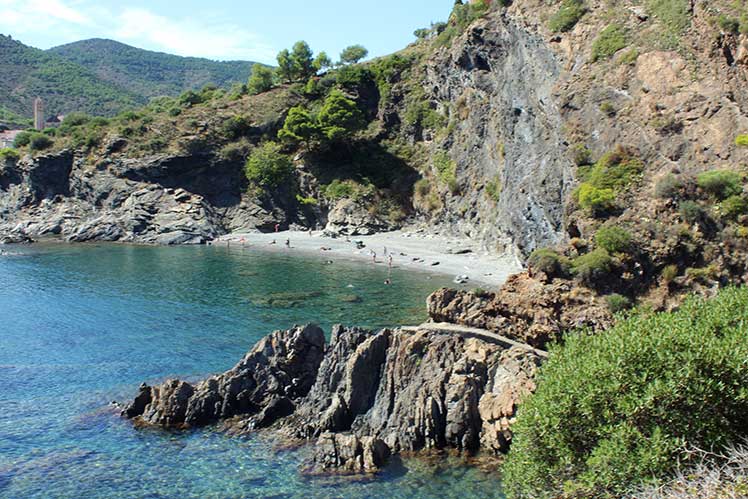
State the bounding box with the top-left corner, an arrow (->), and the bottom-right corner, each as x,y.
628,445 -> 748,499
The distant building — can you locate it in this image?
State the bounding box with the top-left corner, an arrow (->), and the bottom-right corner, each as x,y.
0,130 -> 23,149
33,97 -> 44,131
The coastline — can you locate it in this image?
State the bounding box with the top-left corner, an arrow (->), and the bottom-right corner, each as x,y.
215,230 -> 523,288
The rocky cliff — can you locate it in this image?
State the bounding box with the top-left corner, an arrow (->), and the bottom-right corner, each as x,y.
123,323 -> 540,474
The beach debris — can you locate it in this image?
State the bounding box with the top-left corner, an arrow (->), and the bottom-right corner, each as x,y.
453,275 -> 470,284
431,261 -> 440,266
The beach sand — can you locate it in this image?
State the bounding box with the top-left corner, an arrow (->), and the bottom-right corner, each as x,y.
215,230 -> 523,288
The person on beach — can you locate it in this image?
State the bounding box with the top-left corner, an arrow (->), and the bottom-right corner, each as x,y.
388,254 -> 393,268
383,247 -> 388,257
370,250 -> 377,263
285,239 -> 291,248
309,228 -> 313,237
275,223 -> 280,233
270,239 -> 276,245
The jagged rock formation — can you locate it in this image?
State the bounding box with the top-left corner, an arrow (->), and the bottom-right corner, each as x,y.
123,324 -> 540,474
427,273 -> 613,348
0,150 -> 304,244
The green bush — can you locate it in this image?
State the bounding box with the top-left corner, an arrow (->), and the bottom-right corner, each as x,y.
595,226 -> 633,254
591,25 -> 627,62
583,147 -> 644,191
13,131 -> 33,148
28,133 -> 53,151
736,134 -> 748,147
599,101 -> 616,117
323,179 -> 374,201
570,143 -> 592,166
247,64 -> 274,95
720,195 -> 748,220
527,248 -> 570,278
503,287 -> 748,499
485,176 -> 501,202
433,150 -> 457,187
654,173 -> 683,199
619,48 -> 639,65
696,170 -> 742,200
0,148 -> 20,161
646,0 -> 691,33
549,0 -> 587,32
679,200 -> 707,225
717,14 -> 740,34
244,142 -> 293,188
317,90 -> 365,142
572,248 -> 613,283
661,264 -> 679,283
577,183 -> 616,216
605,293 -> 632,313
414,178 -> 431,197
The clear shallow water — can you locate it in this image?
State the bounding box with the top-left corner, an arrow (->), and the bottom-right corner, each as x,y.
0,244 -> 504,499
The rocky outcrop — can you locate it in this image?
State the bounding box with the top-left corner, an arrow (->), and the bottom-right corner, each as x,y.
324,198 -> 397,236
122,325 -> 325,428
427,273 -> 613,348
123,323 -> 541,474
0,150 -> 322,244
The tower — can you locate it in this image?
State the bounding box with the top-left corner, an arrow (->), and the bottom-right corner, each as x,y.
33,97 -> 44,131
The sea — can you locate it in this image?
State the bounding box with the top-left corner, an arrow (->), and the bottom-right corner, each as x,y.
0,243 -> 505,499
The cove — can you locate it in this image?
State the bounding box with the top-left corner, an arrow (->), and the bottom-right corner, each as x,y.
0,244 -> 504,499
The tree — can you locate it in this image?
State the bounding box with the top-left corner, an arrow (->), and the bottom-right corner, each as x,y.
276,49 -> 294,83
277,106 -> 319,145
339,45 -> 369,65
317,90 -> 365,142
313,51 -> 332,72
290,41 -> 315,80
414,28 -> 431,40
245,142 -> 294,187
247,64 -> 274,95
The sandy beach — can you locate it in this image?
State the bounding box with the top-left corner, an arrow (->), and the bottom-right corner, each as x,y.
215,230 -> 523,288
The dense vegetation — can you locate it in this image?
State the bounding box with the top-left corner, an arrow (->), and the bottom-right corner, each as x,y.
504,287 -> 748,498
0,34 -> 143,118
0,35 -> 259,119
49,39 -> 259,100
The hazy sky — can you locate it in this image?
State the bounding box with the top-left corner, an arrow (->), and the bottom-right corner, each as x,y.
0,0 -> 455,63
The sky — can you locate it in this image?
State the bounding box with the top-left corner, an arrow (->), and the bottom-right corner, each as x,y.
0,0 -> 456,64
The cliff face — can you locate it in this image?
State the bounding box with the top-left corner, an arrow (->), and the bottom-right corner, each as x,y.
122,324 -> 540,474
422,13 -> 572,256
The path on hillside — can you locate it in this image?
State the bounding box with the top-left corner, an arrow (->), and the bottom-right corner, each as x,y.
403,322 -> 549,359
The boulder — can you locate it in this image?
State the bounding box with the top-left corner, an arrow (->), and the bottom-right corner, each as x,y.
309,432 -> 391,474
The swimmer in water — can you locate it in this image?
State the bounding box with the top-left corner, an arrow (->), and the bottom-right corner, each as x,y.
384,278 -> 392,285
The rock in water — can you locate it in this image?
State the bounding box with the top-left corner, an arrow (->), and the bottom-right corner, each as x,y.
122,324 -> 325,428
123,323 -> 542,474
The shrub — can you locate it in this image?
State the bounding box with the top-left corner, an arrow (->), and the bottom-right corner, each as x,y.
605,293 -> 631,313
414,178 -> 431,197
13,131 -> 33,148
685,265 -> 719,284
277,106 -> 319,145
646,0 -> 691,33
661,264 -> 679,283
717,14 -> 740,34
317,90 -> 365,142
570,143 -> 592,166
678,200 -> 706,225
323,179 -> 355,200
527,248 -> 570,278
549,0 -> 587,32
28,133 -> 53,151
434,150 -> 457,187
599,102 -> 616,117
247,64 -> 275,95
654,173 -> 683,199
591,25 -> 627,62
572,248 -> 613,283
696,170 -> 742,200
0,148 -> 19,161
583,147 -> 644,191
595,226 -> 633,253
577,183 -> 616,216
619,48 -> 639,65
503,287 -> 748,499
720,195 -> 748,220
485,176 -> 501,202
295,194 -> 318,206
736,134 -> 748,147
244,142 -> 293,188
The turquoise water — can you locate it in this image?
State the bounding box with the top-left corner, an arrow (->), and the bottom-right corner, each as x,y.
0,244 -> 504,499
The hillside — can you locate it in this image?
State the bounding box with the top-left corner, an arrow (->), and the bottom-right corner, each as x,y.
49,39 -> 259,101
0,34 -> 143,118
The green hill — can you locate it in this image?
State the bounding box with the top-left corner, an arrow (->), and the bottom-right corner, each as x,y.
0,34 -> 144,119
49,39 -> 259,101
